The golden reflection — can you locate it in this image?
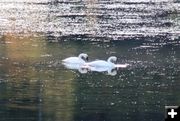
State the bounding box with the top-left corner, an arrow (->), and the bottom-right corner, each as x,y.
0,33 -> 76,121
0,33 -> 46,82
0,33 -> 46,112
42,70 -> 76,121
2,33 -> 45,61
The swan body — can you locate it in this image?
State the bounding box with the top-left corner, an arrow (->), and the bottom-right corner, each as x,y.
62,54 -> 129,75
84,56 -> 129,69
84,56 -> 117,68
86,60 -> 114,67
62,53 -> 88,64
62,63 -> 88,74
88,66 -> 117,76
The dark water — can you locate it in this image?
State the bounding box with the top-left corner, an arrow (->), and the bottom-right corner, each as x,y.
0,0 -> 180,121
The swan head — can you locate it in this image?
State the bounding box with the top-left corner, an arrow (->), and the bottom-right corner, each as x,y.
78,53 -> 88,61
107,56 -> 117,64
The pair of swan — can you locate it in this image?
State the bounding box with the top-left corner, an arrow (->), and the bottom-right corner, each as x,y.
62,53 -> 129,75
62,62 -> 117,75
62,53 -> 127,68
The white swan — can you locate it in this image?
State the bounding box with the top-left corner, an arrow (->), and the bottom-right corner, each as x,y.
84,56 -> 117,68
62,63 -> 88,74
83,56 -> 129,69
88,66 -> 117,76
62,53 -> 88,64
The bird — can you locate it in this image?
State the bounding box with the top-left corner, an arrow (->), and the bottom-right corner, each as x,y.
84,56 -> 117,68
87,65 -> 117,76
62,53 -> 88,64
62,62 -> 88,74
83,56 -> 129,69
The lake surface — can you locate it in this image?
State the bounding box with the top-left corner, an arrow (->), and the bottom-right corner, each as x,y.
0,0 -> 180,121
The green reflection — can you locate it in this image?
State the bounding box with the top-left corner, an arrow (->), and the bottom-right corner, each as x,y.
0,34 -> 77,121
0,35 -> 180,121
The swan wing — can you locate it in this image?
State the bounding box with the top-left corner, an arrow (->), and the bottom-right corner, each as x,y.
89,66 -> 109,72
87,60 -> 108,67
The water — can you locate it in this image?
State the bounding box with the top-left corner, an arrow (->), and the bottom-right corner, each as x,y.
0,0 -> 180,121
0,0 -> 179,39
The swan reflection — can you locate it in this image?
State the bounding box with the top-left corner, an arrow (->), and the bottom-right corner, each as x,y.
62,62 -> 118,75
62,62 -> 129,75
88,66 -> 117,76
62,62 -> 88,74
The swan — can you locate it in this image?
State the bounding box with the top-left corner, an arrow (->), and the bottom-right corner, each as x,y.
83,56 -> 129,69
88,66 -> 117,76
62,53 -> 88,64
84,56 -> 117,68
62,63 -> 88,74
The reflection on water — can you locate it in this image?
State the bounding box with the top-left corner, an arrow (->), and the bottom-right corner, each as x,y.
0,34 -> 76,121
88,66 -> 118,76
62,62 -> 119,76
62,62 -> 88,74
1,34 -> 180,121
1,33 -> 45,60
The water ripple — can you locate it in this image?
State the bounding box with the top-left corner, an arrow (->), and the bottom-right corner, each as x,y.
0,0 -> 179,41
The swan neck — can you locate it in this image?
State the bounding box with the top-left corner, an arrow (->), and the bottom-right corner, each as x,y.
107,58 -> 113,64
107,58 -> 111,63
78,55 -> 83,59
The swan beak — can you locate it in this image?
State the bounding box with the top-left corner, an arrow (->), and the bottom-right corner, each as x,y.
86,57 -> 89,61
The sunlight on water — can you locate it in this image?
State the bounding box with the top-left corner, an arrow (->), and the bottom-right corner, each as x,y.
0,0 -> 179,40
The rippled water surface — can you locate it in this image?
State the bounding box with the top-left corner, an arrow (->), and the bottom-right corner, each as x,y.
0,0 -> 180,121
0,0 -> 180,39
